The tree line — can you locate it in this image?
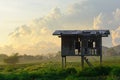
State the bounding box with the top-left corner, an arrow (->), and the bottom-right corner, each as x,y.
0,51 -> 61,64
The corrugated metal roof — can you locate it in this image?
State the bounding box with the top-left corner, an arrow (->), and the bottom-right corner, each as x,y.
53,30 -> 110,37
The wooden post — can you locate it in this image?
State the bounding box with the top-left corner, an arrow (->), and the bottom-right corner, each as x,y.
100,37 -> 102,66
65,56 -> 66,68
62,56 -> 64,68
100,55 -> 102,66
81,56 -> 84,69
62,56 -> 66,68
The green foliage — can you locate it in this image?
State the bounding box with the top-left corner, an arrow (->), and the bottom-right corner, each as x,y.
65,75 -> 78,80
0,62 -> 119,80
4,73 -> 19,80
78,68 -> 98,77
0,74 -> 5,80
94,66 -> 112,76
66,68 -> 77,74
110,67 -> 120,76
106,76 -> 120,80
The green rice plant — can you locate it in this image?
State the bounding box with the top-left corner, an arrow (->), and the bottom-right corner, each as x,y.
94,66 -> 112,76
0,74 -> 5,80
18,71 -> 31,80
65,75 -> 78,80
110,67 -> 120,76
65,68 -> 77,74
78,68 -> 98,77
4,73 -> 19,80
0,61 -> 120,80
106,76 -> 120,80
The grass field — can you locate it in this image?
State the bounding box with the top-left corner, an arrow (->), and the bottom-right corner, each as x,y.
0,56 -> 120,80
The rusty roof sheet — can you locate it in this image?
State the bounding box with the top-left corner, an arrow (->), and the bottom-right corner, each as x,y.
53,30 -> 110,37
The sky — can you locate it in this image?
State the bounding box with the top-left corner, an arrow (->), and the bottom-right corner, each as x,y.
0,0 -> 120,55
0,0 -> 78,43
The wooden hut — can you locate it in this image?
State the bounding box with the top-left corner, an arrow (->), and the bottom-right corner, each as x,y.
53,30 -> 110,68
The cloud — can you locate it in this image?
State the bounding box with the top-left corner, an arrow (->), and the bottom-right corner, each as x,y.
1,0 -> 120,55
93,8 -> 120,46
111,8 -> 120,46
4,8 -> 63,55
113,8 -> 120,21
93,13 -> 102,29
111,27 -> 120,46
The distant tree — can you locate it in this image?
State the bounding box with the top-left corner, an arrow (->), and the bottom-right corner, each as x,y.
36,55 -> 43,60
0,54 -> 8,59
107,48 -> 118,56
4,53 -> 19,64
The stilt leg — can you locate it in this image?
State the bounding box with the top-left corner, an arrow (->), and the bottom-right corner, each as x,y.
65,56 -> 66,68
100,55 -> 102,66
62,56 -> 64,68
81,56 -> 84,70
62,56 -> 66,68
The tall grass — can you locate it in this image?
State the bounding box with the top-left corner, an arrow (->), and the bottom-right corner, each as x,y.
0,61 -> 119,80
